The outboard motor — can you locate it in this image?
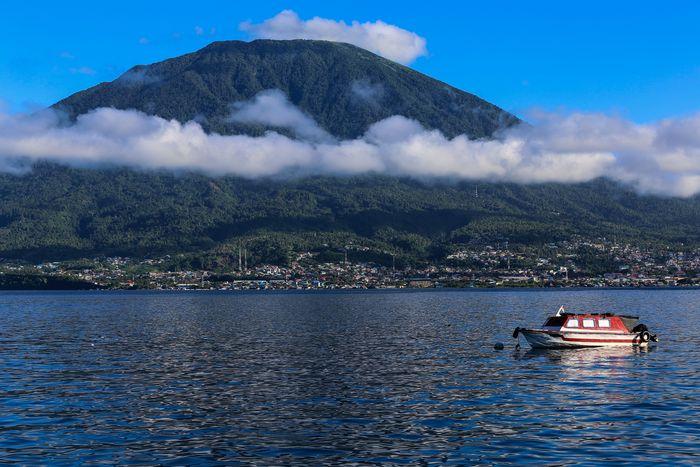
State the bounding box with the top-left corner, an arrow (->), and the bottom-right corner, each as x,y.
632,324 -> 659,343
512,327 -> 521,350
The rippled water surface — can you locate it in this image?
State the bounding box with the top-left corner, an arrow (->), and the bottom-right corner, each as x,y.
1,289 -> 699,465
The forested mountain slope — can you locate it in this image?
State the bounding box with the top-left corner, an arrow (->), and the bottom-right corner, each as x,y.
1,164 -> 697,262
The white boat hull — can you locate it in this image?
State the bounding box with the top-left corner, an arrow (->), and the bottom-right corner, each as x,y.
521,330 -> 648,349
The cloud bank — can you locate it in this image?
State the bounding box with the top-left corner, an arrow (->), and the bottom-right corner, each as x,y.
228,89 -> 333,143
0,90 -> 699,197
240,10 -> 428,65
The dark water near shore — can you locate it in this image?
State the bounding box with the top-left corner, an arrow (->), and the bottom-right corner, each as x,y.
0,289 -> 698,465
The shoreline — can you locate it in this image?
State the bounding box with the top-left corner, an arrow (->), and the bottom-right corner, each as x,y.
2,285 -> 699,293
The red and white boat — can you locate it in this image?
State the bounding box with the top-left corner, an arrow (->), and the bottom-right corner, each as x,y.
513,306 -> 658,349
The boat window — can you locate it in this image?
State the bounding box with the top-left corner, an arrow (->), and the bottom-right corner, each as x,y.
598,319 -> 611,328
566,319 -> 578,327
582,319 -> 595,328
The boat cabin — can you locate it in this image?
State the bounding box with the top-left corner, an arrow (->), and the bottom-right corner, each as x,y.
543,313 -> 638,332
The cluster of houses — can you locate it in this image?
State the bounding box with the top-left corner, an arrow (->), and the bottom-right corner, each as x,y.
2,238 -> 699,290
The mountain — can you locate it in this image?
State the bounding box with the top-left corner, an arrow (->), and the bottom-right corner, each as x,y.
1,163 -> 698,264
55,39 -> 519,139
0,40 -> 697,264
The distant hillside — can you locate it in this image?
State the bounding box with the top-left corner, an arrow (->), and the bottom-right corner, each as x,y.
54,39 -> 518,139
0,164 -> 698,262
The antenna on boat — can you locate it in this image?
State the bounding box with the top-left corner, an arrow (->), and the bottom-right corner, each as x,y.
556,305 -> 565,316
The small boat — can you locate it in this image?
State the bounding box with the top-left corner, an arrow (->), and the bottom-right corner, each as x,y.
513,306 -> 658,349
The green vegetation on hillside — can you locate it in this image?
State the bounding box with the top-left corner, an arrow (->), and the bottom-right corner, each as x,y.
0,272 -> 102,290
0,164 -> 697,263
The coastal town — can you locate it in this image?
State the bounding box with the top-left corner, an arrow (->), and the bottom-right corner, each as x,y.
1,237 -> 698,290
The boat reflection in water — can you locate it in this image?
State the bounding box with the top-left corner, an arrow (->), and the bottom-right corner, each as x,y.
516,344 -> 655,363
516,345 -> 655,388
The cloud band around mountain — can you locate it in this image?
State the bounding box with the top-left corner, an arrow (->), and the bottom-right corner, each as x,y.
240,10 -> 428,65
0,90 -> 699,197
228,89 -> 334,143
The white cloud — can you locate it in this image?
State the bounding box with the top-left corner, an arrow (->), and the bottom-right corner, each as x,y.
350,79 -> 385,106
228,89 -> 333,143
195,25 -> 216,37
115,68 -> 160,87
138,37 -> 149,45
69,66 -> 96,76
240,10 -> 428,65
0,91 -> 699,197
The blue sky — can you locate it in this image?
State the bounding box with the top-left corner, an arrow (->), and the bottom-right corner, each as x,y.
1,0 -> 699,121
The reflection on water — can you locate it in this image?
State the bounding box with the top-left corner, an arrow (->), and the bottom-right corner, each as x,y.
518,345 -> 655,372
0,289 -> 698,464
